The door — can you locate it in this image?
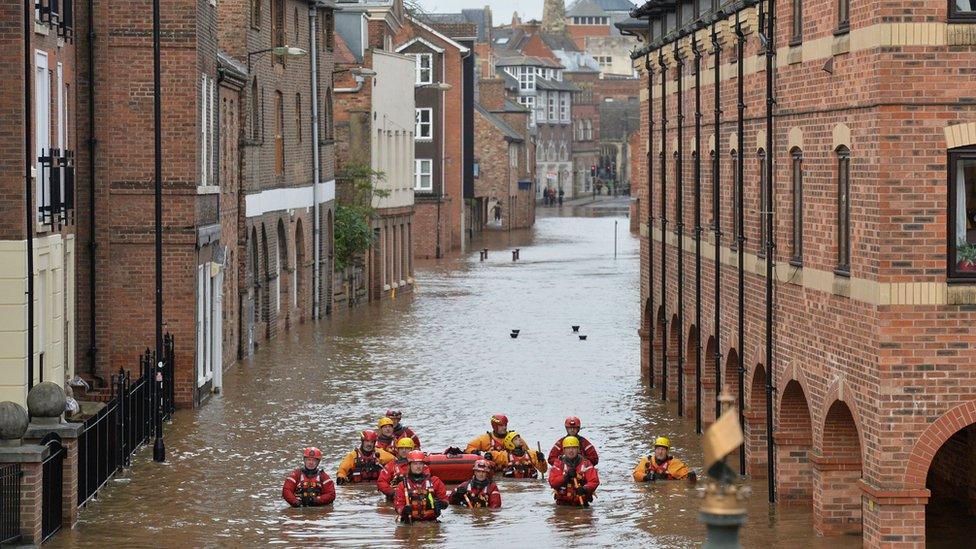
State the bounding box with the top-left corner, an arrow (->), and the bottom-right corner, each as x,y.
211,269 -> 222,392
35,51 -> 50,220
196,265 -> 205,387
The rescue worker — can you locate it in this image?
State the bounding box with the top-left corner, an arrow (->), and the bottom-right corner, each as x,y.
548,416 -> 599,466
548,436 -> 599,507
500,431 -> 547,479
377,438 -> 426,500
376,417 -> 399,452
464,414 -> 510,467
633,437 -> 692,481
449,459 -> 501,509
393,450 -> 449,522
386,410 -> 422,449
282,447 -> 336,507
336,429 -> 395,484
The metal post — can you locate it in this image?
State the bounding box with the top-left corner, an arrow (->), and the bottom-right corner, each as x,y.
764,0 -> 778,503
658,49 -> 668,402
735,13 -> 747,476
645,53 -> 655,390
692,35 -> 703,434
152,0 -> 166,463
674,41 -> 685,417
309,4 -> 322,319
24,0 -> 35,391
711,23 -> 723,423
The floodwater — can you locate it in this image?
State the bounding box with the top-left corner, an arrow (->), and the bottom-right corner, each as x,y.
52,198 -> 860,548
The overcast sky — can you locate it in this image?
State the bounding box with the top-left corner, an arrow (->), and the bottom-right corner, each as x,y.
414,0 -> 543,22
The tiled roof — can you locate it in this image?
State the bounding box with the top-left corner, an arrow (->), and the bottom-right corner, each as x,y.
476,103 -> 524,142
536,77 -> 580,92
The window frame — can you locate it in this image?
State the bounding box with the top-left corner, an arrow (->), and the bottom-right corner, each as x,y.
790,148 -> 804,266
836,0 -> 850,34
274,90 -> 284,175
413,53 -> 433,85
252,0 -> 262,29
835,146 -> 851,275
791,0 -> 803,45
758,148 -> 768,257
415,108 -> 433,140
730,149 -> 740,250
949,1 -> 976,22
948,147 -> 976,280
414,158 -> 433,191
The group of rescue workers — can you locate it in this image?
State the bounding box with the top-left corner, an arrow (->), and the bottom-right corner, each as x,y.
282,411 -> 694,522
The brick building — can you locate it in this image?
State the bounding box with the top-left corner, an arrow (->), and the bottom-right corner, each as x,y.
632,0 -> 976,546
394,17 -> 471,259
474,78 -> 536,230
565,0 -> 640,77
0,2 -> 78,405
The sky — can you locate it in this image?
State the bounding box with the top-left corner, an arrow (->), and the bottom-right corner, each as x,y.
414,0 -> 543,21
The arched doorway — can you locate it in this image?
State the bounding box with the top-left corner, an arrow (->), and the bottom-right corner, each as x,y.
814,400 -> 863,536
924,423 -> 976,545
683,326 -> 698,418
261,225 -> 271,340
724,348 -> 740,407
326,208 -> 334,316
746,365 -> 768,478
702,336 -> 718,428
666,314 -> 680,401
641,299 -> 653,385
776,380 -> 813,503
652,306 -> 666,389
277,219 -> 289,323
295,219 -> 305,322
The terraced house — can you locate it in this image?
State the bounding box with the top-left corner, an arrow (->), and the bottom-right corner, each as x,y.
631,0 -> 976,546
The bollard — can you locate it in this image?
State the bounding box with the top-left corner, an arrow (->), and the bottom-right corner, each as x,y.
512,250 -> 517,262
515,248 -> 520,260
483,248 -> 489,259
480,250 -> 485,262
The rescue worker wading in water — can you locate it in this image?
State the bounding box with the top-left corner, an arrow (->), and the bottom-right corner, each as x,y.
465,414 -> 510,469
377,438 -> 428,500
386,410 -> 422,449
499,431 -> 547,479
548,436 -> 600,507
633,437 -> 693,481
336,429 -> 395,484
449,459 -> 501,508
393,451 -> 449,523
282,447 -> 336,507
548,416 -> 599,466
376,417 -> 402,452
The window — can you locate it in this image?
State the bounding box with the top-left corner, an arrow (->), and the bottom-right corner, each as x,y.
323,10 -> 335,51
275,91 -> 284,175
586,119 -> 593,140
324,87 -> 334,139
295,93 -> 302,143
200,74 -> 216,185
413,53 -> 433,85
548,94 -> 557,121
791,148 -> 803,264
251,78 -> 260,140
837,0 -> 850,33
272,0 -> 285,50
950,0 -> 976,21
949,147 -> 976,278
252,0 -> 261,29
791,0 -> 803,44
35,51 -> 50,221
415,108 -> 432,140
294,7 -> 300,43
758,149 -> 768,256
730,150 -> 740,248
509,145 -> 518,168
836,146 -> 851,273
559,93 -> 569,123
517,66 -> 535,91
415,159 -> 433,190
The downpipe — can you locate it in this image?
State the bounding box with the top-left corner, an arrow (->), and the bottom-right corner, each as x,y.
658,49 -> 668,402
711,23 -> 723,422
764,0 -> 778,503
674,41 -> 685,416
692,35 -> 703,434
645,53 -> 655,390
735,12 -> 747,476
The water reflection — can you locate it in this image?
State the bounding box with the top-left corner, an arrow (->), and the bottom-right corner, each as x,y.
53,210 -> 855,548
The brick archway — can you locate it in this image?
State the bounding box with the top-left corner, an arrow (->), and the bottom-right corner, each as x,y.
702,336 -> 718,428
666,314 -> 680,401
813,400 -> 863,536
724,348 -> 740,407
652,306 -> 666,388
905,400 -> 976,489
640,299 -> 653,385
683,325 -> 698,418
745,364 -> 768,478
776,379 -> 814,504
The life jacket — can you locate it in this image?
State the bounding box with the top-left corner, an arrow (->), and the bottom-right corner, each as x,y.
504,450 -> 538,479
389,459 -> 409,486
401,475 -> 438,521
487,432 -> 507,452
352,448 -> 385,481
376,435 -> 396,451
295,469 -> 328,502
459,480 -> 495,508
554,457 -> 591,504
646,456 -> 675,480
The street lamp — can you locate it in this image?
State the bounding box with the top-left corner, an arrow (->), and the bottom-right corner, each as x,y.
152,0 -> 165,463
418,82 -> 452,258
247,45 -> 309,71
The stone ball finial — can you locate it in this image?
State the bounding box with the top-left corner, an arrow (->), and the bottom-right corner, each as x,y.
0,402 -> 30,441
26,382 -> 67,421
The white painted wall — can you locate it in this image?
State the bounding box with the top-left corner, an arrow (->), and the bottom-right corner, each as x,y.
371,50 -> 416,210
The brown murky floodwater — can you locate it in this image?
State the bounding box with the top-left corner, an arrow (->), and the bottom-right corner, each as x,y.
52,199 -> 861,547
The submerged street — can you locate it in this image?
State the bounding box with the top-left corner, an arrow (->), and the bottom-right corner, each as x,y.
53,202 -> 855,547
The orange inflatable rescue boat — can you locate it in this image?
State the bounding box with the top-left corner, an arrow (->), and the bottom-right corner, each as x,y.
425,448 -> 483,484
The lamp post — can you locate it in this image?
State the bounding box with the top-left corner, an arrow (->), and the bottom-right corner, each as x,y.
418,82 -> 452,259
152,0 -> 164,463
247,45 -> 309,72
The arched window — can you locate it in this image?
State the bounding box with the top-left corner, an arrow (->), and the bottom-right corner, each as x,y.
730,149 -> 740,248
274,91 -> 284,175
791,0 -> 803,44
836,145 -> 851,273
586,119 -> 593,140
276,220 -> 288,312
295,93 -> 302,143
272,0 -> 285,49
252,0 -> 262,29
324,87 -> 334,139
790,148 -> 803,264
758,148 -> 768,256
251,78 -> 260,140
294,7 -> 300,43
837,0 -> 850,33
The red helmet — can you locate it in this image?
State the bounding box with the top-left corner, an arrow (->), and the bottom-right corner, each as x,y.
303,447 -> 323,459
565,416 -> 581,429
361,429 -> 379,442
490,414 -> 509,427
386,409 -> 402,420
407,450 -> 427,463
473,459 -> 492,473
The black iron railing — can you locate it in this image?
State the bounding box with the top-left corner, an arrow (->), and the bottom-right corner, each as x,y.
41,433 -> 65,542
0,464 -> 21,544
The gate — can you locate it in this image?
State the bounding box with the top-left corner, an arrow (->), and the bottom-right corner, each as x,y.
40,433 -> 65,542
0,464 -> 21,544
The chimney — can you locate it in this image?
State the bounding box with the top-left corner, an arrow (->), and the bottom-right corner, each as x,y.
542,0 -> 566,33
479,78 -> 507,111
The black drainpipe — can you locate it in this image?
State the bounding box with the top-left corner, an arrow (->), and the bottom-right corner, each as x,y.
735,12 -> 747,475
711,23 -> 723,422
764,0 -> 778,504
645,52 -> 655,389
674,40 -> 684,416
692,33 -> 703,434
658,49 -> 668,401
24,0 -> 35,391
86,0 -> 101,383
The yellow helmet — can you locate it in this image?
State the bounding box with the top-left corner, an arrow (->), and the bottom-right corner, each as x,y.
503,431 -> 521,451
654,436 -> 671,449
562,436 -> 581,448
395,437 -> 415,449
378,417 -> 395,428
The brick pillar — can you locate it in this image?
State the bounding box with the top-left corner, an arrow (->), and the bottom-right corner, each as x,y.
701,379 -> 716,430
25,421 -> 84,530
812,454 -> 863,535
652,331 -> 664,388
0,444 -> 48,545
774,431 -> 813,503
859,481 -> 929,548
638,328 -> 650,384
744,410 -> 768,478
666,328 -> 679,401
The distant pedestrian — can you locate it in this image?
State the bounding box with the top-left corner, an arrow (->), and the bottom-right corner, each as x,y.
494,205 -> 501,222
558,188 -> 564,206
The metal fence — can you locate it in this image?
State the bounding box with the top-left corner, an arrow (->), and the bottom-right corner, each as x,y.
0,464 -> 21,544
76,334 -> 175,507
41,433 -> 65,542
